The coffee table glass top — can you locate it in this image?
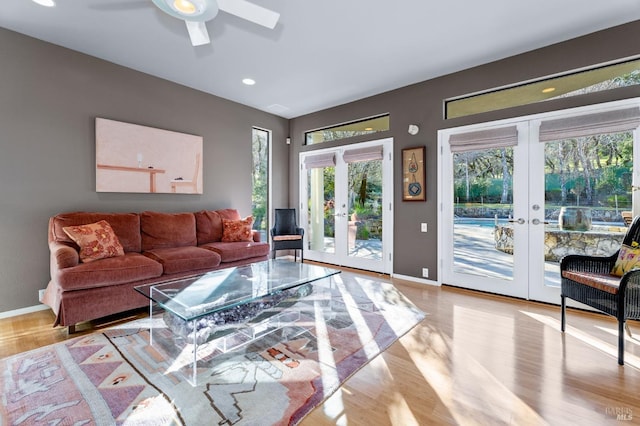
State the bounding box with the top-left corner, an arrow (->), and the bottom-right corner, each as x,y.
134,259 -> 340,321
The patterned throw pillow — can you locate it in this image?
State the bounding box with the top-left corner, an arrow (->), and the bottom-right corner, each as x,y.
221,216 -> 254,242
63,220 -> 125,263
611,243 -> 640,277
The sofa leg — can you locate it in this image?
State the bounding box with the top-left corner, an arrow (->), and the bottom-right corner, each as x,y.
619,320 -> 625,365
560,295 -> 566,332
272,250 -> 276,260
68,324 -> 77,334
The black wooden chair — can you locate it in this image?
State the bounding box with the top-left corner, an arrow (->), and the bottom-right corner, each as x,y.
270,209 -> 304,262
560,215 -> 640,365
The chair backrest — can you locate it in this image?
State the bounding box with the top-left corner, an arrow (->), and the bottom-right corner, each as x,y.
622,215 -> 640,246
273,209 -> 298,235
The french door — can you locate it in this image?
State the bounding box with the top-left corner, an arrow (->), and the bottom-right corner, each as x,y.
299,138 -> 393,274
440,101 -> 640,304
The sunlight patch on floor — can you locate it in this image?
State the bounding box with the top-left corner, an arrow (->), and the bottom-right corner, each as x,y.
332,275 -> 380,360
313,299 -> 344,420
521,310 -> 640,370
401,325 -> 549,425
594,325 -> 640,347
387,391 -> 421,426
164,346 -> 194,377
162,336 -> 218,378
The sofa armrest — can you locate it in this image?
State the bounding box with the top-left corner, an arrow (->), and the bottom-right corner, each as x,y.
50,241 -> 79,270
252,230 -> 261,242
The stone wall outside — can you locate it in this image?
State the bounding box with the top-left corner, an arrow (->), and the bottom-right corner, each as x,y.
455,206 -> 627,223
494,224 -> 625,261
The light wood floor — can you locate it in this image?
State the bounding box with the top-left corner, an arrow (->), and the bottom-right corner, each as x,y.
2,270 -> 640,425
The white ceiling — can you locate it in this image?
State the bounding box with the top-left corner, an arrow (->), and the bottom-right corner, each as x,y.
2,0 -> 640,118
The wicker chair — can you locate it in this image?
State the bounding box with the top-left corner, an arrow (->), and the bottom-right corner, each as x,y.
560,215 -> 640,365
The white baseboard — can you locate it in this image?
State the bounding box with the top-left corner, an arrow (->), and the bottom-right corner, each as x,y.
0,304 -> 50,320
392,273 -> 440,286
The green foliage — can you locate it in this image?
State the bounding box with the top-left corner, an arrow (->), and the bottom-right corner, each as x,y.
356,226 -> 370,240
454,132 -> 633,206
545,189 -> 562,203
604,194 -> 631,208
595,166 -> 632,194
251,129 -> 268,231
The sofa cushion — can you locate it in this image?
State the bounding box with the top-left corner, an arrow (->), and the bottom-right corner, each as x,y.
195,209 -> 241,244
222,216 -> 254,242
50,212 -> 141,253
217,208 -> 241,221
200,241 -> 270,263
56,253 -> 163,291
195,210 -> 223,245
63,220 -> 125,263
140,211 -> 196,251
143,246 -> 221,275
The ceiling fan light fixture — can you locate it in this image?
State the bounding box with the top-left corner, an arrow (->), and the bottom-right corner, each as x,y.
152,0 -> 219,22
173,0 -> 197,15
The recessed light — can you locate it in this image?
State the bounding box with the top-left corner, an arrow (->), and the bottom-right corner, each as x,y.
242,78 -> 256,86
542,87 -> 556,93
364,127 -> 373,131
32,0 -> 55,6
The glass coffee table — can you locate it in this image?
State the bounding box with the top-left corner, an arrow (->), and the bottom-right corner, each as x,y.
135,259 -> 341,385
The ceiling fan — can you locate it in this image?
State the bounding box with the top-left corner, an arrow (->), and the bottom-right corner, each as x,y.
151,0 -> 280,46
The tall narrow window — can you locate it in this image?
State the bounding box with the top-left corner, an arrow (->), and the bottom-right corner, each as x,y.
252,128 -> 270,242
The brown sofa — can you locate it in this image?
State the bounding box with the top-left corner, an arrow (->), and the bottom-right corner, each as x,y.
42,208 -> 270,332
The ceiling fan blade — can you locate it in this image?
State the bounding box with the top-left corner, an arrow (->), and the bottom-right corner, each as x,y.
217,0 -> 280,29
185,21 -> 211,46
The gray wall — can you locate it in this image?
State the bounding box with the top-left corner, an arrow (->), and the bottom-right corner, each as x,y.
289,20 -> 640,280
0,28 -> 289,313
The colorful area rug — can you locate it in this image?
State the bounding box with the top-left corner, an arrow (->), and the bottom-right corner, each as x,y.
0,273 -> 425,425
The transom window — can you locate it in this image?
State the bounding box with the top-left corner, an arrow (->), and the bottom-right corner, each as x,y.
305,114 -> 389,145
445,58 -> 640,119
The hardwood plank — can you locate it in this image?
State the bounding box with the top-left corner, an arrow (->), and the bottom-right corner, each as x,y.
1,270 -> 639,425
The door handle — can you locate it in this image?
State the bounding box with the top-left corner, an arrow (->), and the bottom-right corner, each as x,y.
508,218 -> 526,224
531,218 -> 550,225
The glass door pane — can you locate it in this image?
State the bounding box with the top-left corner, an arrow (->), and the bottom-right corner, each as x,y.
347,159 -> 383,261
307,165 -> 335,255
533,130 -> 634,303
452,148 -> 515,280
